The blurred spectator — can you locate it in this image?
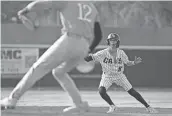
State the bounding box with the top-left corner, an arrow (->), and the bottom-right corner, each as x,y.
1,1 -> 172,27
1,1 -> 31,23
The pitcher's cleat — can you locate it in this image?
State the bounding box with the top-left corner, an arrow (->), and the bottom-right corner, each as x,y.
1,97 -> 17,110
63,101 -> 90,114
146,106 -> 158,113
107,105 -> 117,113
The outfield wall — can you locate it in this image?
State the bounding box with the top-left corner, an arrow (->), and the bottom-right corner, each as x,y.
1,48 -> 172,88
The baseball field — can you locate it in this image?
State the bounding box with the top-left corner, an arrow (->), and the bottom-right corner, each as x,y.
1,87 -> 172,116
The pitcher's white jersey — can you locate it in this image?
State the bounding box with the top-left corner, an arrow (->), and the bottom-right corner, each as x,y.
91,48 -> 130,78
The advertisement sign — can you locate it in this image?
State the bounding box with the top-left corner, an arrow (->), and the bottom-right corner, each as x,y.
1,48 -> 39,74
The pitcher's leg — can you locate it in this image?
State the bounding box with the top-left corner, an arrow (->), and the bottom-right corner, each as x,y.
1,34 -> 70,110
52,59 -> 83,106
1,54 -> 62,110
52,35 -> 89,107
52,58 -> 90,113
9,35 -> 69,100
9,61 -> 54,100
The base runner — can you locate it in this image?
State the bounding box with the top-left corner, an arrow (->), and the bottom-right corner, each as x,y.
85,33 -> 158,114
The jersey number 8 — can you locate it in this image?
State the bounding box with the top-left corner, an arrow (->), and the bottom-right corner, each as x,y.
77,3 -> 92,22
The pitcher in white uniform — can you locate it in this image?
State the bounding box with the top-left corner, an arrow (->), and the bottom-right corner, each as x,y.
1,1 -> 103,113
85,33 -> 158,114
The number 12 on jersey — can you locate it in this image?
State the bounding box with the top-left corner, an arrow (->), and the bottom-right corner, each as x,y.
77,3 -> 92,22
